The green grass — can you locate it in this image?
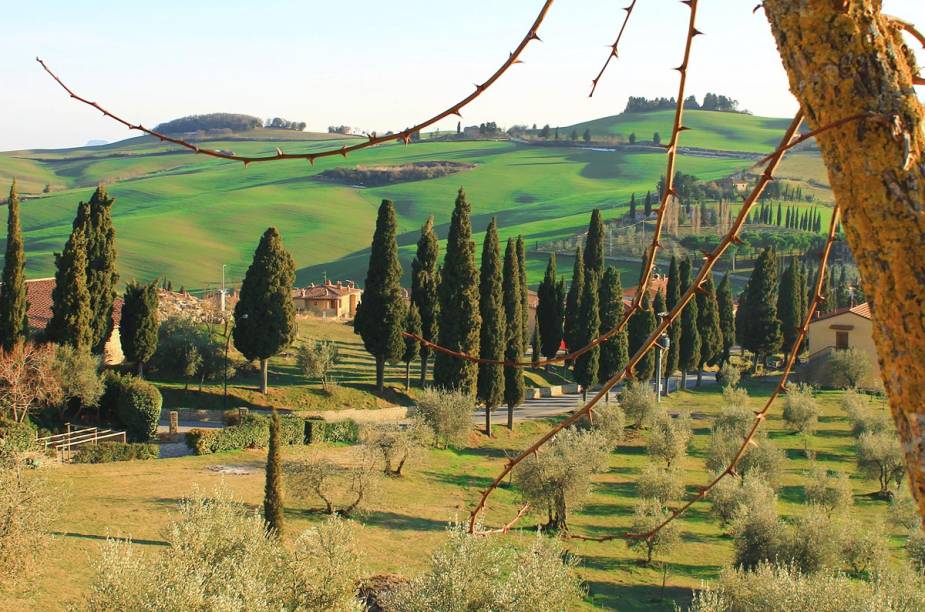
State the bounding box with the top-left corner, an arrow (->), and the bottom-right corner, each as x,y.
14,378 -> 905,611
0,109 -> 828,292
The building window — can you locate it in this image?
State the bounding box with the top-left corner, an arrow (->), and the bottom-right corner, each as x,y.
835,331 -> 849,350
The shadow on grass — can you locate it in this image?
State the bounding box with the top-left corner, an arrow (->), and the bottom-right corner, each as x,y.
363,510 -> 449,532
424,471 -> 497,490
581,501 -> 634,518
52,531 -> 168,547
586,581 -> 693,612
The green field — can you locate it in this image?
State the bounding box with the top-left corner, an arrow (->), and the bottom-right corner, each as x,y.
0,110 -> 828,292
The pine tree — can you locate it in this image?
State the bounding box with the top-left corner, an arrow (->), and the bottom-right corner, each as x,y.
743,248 -> 782,364
502,239 -> 524,428
411,216 -> 440,386
664,256 -> 682,394
402,303 -> 422,391
0,181 -> 27,351
678,257 -> 700,390
627,292 -> 656,382
777,259 -> 801,355
696,275 -> 722,386
598,266 -> 628,389
434,188 -> 481,393
477,219 -> 505,426
85,186 -> 118,354
563,246 -> 584,367
537,254 -> 564,360
264,408 -> 284,538
47,211 -> 92,351
583,209 -> 605,277
717,272 -> 736,365
233,227 -> 296,394
516,235 -> 529,351
574,271 -> 600,400
120,280 -> 159,377
355,201 -> 407,394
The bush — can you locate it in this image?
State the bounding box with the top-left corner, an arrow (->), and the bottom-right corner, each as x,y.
782,383 -> 818,434
99,371 -> 132,422
841,519 -> 887,576
117,380 -> 162,442
780,506 -> 845,574
717,362 -> 741,389
50,344 -> 104,417
619,381 -> 659,428
907,529 -> 925,573
186,414 -> 307,454
0,419 -> 36,454
411,388 -> 473,448
72,442 -> 158,463
889,493 -> 921,531
714,400 -> 753,438
637,463 -> 684,505
709,475 -> 741,525
646,411 -> 691,467
827,347 -> 872,389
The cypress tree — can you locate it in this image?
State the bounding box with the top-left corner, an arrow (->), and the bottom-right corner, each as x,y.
574,271 -> 600,400
777,259 -> 800,355
530,323 -> 541,368
563,246 -> 584,364
627,292 -> 656,382
477,219 -> 505,429
537,254 -> 563,360
598,266 -> 628,389
434,188 -> 481,394
629,193 -> 637,219
776,202 -> 782,226
664,256 -> 682,394
516,235 -> 529,351
264,408 -> 284,538
717,272 -> 736,365
86,186 -> 118,354
355,201 -> 406,394
411,216 -> 440,386
402,303 -> 422,391
47,214 -> 92,351
678,257 -> 700,390
696,275 -> 722,386
735,288 -> 749,352
583,209 -> 605,278
786,207 -> 792,228
644,191 -> 653,217
502,239 -> 524,428
796,261 -> 809,350
742,248 -> 782,364
0,181 -> 27,351
233,227 -> 296,394
120,280 -> 159,377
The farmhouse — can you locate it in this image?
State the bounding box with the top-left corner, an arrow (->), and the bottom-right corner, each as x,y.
806,302 -> 881,386
293,280 -> 362,318
25,277 -> 124,365
622,273 -> 668,308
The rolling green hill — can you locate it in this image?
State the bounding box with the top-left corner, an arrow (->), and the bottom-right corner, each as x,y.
0,110 -> 827,292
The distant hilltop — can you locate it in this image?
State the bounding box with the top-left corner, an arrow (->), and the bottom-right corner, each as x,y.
624,93 -> 747,114
85,139 -> 109,147
153,113 -> 306,134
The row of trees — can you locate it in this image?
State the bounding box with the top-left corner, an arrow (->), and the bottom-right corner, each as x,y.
624,93 -> 743,113
748,201 -> 825,233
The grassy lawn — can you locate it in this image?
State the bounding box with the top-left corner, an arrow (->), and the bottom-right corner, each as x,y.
13,376 -> 904,611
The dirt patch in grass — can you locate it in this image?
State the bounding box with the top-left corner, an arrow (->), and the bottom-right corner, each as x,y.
316,161 -> 476,186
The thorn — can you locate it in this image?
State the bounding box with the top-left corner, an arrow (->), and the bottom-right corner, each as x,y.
691,28 -> 704,37
731,235 -> 744,245
674,64 -> 687,72
678,126 -> 691,132
340,147 -> 348,158
512,59 -> 524,65
275,147 -> 283,156
746,438 -> 759,448
529,32 -> 542,42
753,411 -> 765,420
307,157 -> 315,166
694,284 -> 707,294
242,161 -> 249,168
752,3 -> 763,13
624,4 -> 633,11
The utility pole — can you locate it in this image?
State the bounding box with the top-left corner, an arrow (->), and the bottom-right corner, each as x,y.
655,311 -> 669,402
221,264 -> 227,312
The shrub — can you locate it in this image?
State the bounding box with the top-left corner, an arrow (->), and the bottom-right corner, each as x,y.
804,465 -> 854,514
619,381 -> 659,428
826,346 -> 872,389
637,463 -> 684,505
646,411 -> 691,467
709,475 -> 741,525
186,414 -> 307,454
50,344 -> 103,418
856,431 -> 905,497
889,493 -> 921,531
99,371 -> 132,422
780,506 -> 846,574
626,498 -> 681,564
717,362 -> 741,389
72,442 -> 158,463
782,383 -> 818,434
84,487 -> 364,611
411,388 -> 473,448
117,379 -> 162,442
514,428 -> 611,531
0,419 -> 36,454
363,420 -> 432,476
841,519 -> 887,576
384,524 -> 583,611
286,448 -> 381,516
907,529 -> 925,573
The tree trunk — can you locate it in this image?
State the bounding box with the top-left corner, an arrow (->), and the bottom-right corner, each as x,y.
404,362 -> 410,391
680,370 -> 687,391
375,355 -> 385,394
764,0 -> 925,523
419,354 -> 429,387
137,361 -> 144,379
260,358 -> 268,394
485,405 -> 492,437
507,402 -> 514,430
696,368 -> 703,388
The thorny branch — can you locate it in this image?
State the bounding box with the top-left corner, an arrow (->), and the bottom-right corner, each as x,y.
36,0 -> 555,166
589,0 -> 639,97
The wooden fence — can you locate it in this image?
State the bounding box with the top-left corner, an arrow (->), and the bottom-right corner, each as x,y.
36,424 -> 127,462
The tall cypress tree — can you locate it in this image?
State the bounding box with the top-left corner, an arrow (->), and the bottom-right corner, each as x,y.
502,239 -> 524,428
796,261 -> 808,351
717,272 -> 736,365
644,191 -> 653,217
233,227 -> 296,394
530,323 -> 541,368
434,188 -> 481,394
516,235 -> 529,351
678,257 -> 700,390
629,193 -> 637,219
627,292 -> 656,382
776,202 -> 782,226
574,271 -> 600,400
583,209 -> 605,278
536,254 -> 563,360
598,266 -> 628,389
264,408 -> 284,538
402,303 -> 422,391
47,215 -> 92,351
355,201 -> 407,394
664,256 -> 682,392
696,275 -> 722,386
743,248 -> 782,364
0,181 -> 27,351
563,246 -> 584,367
477,219 -> 505,430
778,259 -> 801,355
411,216 -> 440,386
120,280 -> 159,377
86,186 -> 118,354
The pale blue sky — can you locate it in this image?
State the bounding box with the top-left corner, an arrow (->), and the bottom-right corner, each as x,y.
3,0 -> 923,151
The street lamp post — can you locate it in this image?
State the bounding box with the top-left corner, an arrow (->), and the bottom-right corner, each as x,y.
655,312 -> 670,402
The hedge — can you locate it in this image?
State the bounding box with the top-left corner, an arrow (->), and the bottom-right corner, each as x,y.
72,442 -> 159,463
117,379 -> 163,442
305,418 -> 359,444
186,413 -> 310,455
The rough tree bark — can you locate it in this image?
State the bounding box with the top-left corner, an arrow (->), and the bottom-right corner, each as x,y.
764,0 -> 925,521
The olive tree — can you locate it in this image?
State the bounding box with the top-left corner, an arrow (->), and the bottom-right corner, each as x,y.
363,420 -> 432,477
626,498 -> 681,564
619,381 -> 659,429
782,383 -> 818,435
826,347 -> 872,389
707,431 -> 784,490
411,388 -> 473,448
296,338 -> 339,391
856,431 -> 905,499
286,449 -> 382,516
805,465 -> 854,515
637,463 -> 684,506
646,411 -> 692,467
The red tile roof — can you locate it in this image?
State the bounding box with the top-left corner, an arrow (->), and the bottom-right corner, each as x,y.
294,280 -> 361,300
26,278 -> 122,331
623,274 -> 668,301
812,302 -> 871,323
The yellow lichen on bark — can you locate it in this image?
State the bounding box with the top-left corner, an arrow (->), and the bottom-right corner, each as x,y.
764,0 -> 925,522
